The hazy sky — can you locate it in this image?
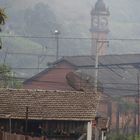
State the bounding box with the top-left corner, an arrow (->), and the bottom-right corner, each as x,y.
5,0 -> 97,10
1,0 -> 140,54
6,0 -> 139,22
2,0 -> 140,35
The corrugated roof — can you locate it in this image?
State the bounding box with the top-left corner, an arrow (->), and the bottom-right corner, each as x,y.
99,54 -> 140,65
63,56 -> 95,67
63,54 -> 140,66
64,54 -> 140,96
24,54 -> 140,96
0,89 -> 100,121
80,64 -> 138,96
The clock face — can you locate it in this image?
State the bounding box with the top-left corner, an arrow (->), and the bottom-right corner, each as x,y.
93,16 -> 108,27
93,17 -> 98,27
100,17 -> 108,27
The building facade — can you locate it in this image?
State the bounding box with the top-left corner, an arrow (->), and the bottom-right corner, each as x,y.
0,89 -> 100,140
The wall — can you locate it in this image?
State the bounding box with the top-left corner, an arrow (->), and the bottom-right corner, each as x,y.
24,61 -> 75,90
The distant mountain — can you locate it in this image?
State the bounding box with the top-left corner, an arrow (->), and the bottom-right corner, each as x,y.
0,0 -> 140,77
0,32 -> 47,77
1,0 -> 140,54
46,0 -> 140,54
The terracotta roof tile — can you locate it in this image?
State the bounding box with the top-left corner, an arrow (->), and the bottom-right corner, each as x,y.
0,89 -> 100,121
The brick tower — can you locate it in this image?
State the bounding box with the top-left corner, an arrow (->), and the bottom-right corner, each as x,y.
90,0 -> 110,56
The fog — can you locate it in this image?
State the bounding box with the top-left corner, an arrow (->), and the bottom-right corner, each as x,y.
1,0 -> 140,55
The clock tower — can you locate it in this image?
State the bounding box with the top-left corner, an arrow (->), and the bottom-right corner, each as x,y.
90,0 -> 110,56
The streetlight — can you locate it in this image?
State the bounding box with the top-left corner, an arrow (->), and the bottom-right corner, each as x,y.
54,30 -> 60,60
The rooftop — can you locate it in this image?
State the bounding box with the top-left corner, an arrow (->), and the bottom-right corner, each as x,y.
0,88 -> 100,121
24,54 -> 140,96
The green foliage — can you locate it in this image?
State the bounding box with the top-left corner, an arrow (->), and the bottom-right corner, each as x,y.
0,8 -> 7,25
0,32 -> 43,72
23,2 -> 61,46
135,136 -> 140,140
107,133 -> 140,140
107,133 -> 129,140
113,96 -> 136,112
0,32 -> 42,51
127,135 -> 140,140
0,64 -> 22,88
0,64 -> 11,87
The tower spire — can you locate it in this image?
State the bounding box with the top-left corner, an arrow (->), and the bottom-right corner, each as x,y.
90,0 -> 110,56
95,0 -> 106,12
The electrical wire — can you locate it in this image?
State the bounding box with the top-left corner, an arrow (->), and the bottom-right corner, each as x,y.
1,34 -> 140,41
8,66 -> 139,70
0,74 -> 139,93
5,52 -> 56,57
0,75 -> 138,86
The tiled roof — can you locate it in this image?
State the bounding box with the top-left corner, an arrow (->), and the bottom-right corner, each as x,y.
0,89 -> 100,121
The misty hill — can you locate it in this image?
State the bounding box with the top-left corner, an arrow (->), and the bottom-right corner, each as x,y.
1,0 -> 140,54
46,0 -> 140,54
0,0 -> 140,77
0,32 -> 53,77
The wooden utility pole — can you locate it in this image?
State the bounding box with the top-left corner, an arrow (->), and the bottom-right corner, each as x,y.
25,106 -> 29,140
137,73 -> 140,136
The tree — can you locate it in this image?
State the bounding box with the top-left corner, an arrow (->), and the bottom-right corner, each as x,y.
0,8 -> 7,49
0,64 -> 22,88
113,96 -> 136,135
0,8 -> 7,25
106,133 -> 128,140
23,2 -> 61,46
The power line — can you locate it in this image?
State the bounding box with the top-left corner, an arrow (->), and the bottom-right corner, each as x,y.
5,52 -> 56,57
21,79 -> 140,92
1,34 -> 140,41
2,75 -> 138,86
0,75 -> 138,92
0,74 -> 138,86
9,66 -> 140,70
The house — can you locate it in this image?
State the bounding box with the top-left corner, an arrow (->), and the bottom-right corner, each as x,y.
23,54 -> 140,96
23,58 -> 76,91
23,54 -> 140,132
0,88 -> 100,140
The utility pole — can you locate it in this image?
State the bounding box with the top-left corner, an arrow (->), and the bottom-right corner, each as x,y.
94,39 -> 109,140
37,46 -> 47,73
37,55 -> 40,73
9,116 -> 11,140
94,39 -> 99,94
6,114 -> 11,140
94,14 -> 100,140
133,106 -> 136,140
54,30 -> 60,60
25,106 -> 29,140
94,40 -> 109,93
137,72 -> 140,136
90,0 -> 110,139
